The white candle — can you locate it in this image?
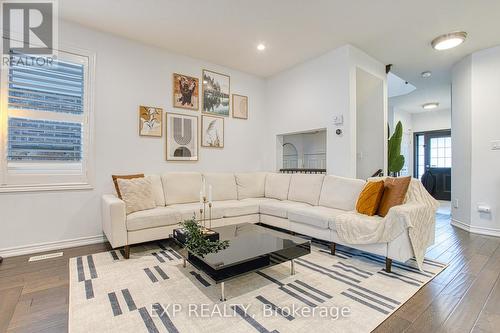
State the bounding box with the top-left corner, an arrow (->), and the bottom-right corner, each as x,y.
199,190 -> 203,203
202,179 -> 206,197
208,185 -> 212,203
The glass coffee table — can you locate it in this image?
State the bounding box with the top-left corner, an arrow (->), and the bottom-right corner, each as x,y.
173,223 -> 311,301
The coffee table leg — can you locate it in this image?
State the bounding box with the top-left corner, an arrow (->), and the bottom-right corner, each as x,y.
220,282 -> 226,302
183,258 -> 186,268
291,259 -> 295,275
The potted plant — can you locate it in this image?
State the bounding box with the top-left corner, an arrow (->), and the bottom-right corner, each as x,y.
180,218 -> 229,258
388,121 -> 405,176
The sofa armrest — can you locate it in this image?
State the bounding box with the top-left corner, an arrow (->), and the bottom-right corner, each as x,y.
101,194 -> 127,248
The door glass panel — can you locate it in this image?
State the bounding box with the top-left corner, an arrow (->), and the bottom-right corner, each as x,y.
430,136 -> 452,168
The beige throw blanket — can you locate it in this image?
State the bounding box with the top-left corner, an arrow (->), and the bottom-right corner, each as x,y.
335,178 -> 439,270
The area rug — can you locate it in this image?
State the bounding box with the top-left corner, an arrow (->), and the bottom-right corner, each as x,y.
69,241 -> 446,333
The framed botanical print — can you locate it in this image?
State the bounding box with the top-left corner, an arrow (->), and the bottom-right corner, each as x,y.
172,73 -> 199,110
232,94 -> 248,119
139,106 -> 163,137
166,113 -> 199,161
202,69 -> 230,116
201,115 -> 224,148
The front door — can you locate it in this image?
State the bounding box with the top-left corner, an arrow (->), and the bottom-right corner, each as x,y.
414,130 -> 451,200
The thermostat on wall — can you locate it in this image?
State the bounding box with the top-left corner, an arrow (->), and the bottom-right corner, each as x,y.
333,115 -> 344,126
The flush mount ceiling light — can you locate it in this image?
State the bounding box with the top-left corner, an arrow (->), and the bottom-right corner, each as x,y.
421,71 -> 432,78
431,31 -> 467,50
422,102 -> 439,110
257,43 -> 266,51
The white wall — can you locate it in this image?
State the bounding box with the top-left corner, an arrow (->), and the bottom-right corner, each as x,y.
266,45 -> 386,177
412,109 -> 451,133
356,68 -> 385,179
0,21 -> 269,253
451,46 -> 500,236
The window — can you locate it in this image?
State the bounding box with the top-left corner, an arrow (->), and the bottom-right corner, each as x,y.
430,136 -> 452,168
0,49 -> 94,191
416,133 -> 425,180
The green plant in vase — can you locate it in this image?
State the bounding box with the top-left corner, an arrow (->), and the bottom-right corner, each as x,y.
180,218 -> 229,258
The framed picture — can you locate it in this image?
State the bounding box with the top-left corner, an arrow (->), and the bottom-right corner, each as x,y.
202,69 -> 230,116
172,73 -> 199,110
232,94 -> 248,119
139,106 -> 163,137
166,113 -> 198,161
201,115 -> 224,148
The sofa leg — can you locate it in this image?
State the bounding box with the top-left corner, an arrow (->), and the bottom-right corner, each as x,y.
124,245 -> 130,259
385,257 -> 392,273
330,242 -> 336,255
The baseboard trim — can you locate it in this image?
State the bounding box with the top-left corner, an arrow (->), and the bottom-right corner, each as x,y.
0,234 -> 106,258
451,218 -> 500,237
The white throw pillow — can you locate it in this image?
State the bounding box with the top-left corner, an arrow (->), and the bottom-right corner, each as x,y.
203,173 -> 238,201
265,173 -> 291,200
288,174 -> 325,205
235,172 -> 267,199
117,177 -> 156,214
319,175 -> 366,211
145,174 -> 165,207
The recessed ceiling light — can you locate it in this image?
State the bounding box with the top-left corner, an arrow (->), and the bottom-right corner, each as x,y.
421,71 -> 432,78
431,31 -> 467,50
422,102 -> 439,110
257,43 -> 266,51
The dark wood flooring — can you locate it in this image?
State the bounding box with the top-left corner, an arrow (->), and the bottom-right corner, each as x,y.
1,213 -> 499,333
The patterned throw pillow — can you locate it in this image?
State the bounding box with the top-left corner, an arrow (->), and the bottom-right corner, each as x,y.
356,181 -> 385,216
377,176 -> 412,217
116,177 -> 156,214
112,174 -> 144,199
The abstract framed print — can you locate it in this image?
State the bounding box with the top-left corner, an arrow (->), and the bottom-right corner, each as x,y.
232,94 -> 248,119
201,115 -> 224,148
166,112 -> 198,161
202,69 -> 230,116
139,106 -> 163,137
172,73 -> 199,110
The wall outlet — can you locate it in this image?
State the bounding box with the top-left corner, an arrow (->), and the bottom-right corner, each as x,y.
453,199 -> 459,208
491,140 -> 500,150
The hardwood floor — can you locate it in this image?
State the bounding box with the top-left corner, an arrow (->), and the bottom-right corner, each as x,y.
1,214 -> 500,333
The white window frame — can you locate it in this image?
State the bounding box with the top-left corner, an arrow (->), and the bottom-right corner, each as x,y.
0,46 -> 95,192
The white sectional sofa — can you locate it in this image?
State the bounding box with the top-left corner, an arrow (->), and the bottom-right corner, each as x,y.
102,172 -> 435,271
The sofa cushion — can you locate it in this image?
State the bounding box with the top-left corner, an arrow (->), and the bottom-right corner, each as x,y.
126,207 -> 179,231
319,175 -> 366,211
288,206 -> 346,230
259,200 -> 311,218
203,173 -> 238,201
212,200 -> 260,217
288,174 -> 325,205
168,202 -> 225,221
161,172 -> 202,205
265,173 -> 291,200
146,174 -> 165,207
235,172 -> 267,199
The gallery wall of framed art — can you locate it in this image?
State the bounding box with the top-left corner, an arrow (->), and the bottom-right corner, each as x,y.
201,115 -> 224,148
139,68 -> 250,162
165,113 -> 199,161
172,73 -> 199,110
139,106 -> 163,137
202,69 -> 230,117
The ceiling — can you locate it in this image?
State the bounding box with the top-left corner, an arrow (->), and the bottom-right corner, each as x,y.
59,0 -> 500,112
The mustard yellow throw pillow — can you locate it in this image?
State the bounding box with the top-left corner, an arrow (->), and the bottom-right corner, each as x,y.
356,181 -> 385,216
